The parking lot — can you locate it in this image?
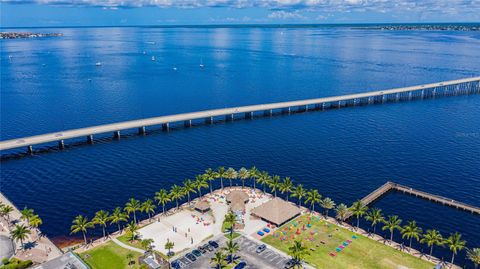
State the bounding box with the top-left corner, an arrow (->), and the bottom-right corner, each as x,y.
172,235 -> 291,269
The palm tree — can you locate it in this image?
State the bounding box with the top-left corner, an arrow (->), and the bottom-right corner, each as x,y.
125,198 -> 141,224
28,214 -> 42,240
92,210 -> 110,239
154,189 -> 171,215
365,208 -> 384,234
268,175 -> 281,197
420,229 -> 444,256
0,204 -> 14,224
165,241 -> 175,256
248,166 -> 260,191
401,220 -> 422,248
382,215 -> 402,242
279,177 -> 293,202
223,239 -> 239,264
170,184 -> 184,209
141,199 -> 156,222
238,167 -> 249,189
70,215 -> 94,245
335,203 -> 349,223
225,167 -> 237,187
291,184 -> 306,206
183,179 -> 196,204
320,197 -> 336,218
126,253 -> 134,267
211,250 -> 228,269
224,211 -> 236,238
20,206 -> 34,224
11,224 -> 30,251
194,175 -> 208,197
125,221 -> 139,242
110,207 -> 128,233
141,238 -> 154,252
467,248 -> 480,269
204,168 -> 216,194
256,171 -> 270,193
288,240 -> 310,268
446,232 -> 466,264
216,166 -> 226,190
349,200 -> 368,228
305,189 -> 321,212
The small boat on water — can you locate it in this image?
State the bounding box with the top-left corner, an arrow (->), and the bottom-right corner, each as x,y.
151,56 -> 156,61
199,58 -> 205,68
95,62 -> 102,66
173,66 -> 178,71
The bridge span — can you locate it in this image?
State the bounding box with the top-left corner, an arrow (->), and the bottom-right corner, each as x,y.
1,77 -> 479,153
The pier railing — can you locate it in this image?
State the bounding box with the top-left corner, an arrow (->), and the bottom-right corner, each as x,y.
1,76 -> 479,153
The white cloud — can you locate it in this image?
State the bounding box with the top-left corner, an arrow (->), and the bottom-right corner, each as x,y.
268,10 -> 306,20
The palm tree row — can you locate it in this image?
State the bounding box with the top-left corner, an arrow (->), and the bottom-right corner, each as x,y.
65,167 -> 477,266
0,203 -> 43,252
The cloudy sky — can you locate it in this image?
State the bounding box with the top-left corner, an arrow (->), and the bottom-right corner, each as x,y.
1,0 -> 479,27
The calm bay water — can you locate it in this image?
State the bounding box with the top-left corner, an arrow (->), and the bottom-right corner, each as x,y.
1,26 -> 479,266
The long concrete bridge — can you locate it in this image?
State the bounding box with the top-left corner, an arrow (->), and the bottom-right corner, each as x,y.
1,77 -> 479,153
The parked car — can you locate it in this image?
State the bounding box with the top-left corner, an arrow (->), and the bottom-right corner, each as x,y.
208,240 -> 219,248
256,244 -> 266,253
171,260 -> 181,269
203,243 -> 213,252
198,245 -> 208,253
192,249 -> 202,257
185,253 -> 197,262
284,259 -> 297,269
234,261 -> 247,269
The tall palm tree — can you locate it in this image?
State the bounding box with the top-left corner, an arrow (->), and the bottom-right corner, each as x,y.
349,200 -> 368,228
204,168 -> 216,194
11,224 -> 30,251
288,240 -> 310,268
248,166 -> 260,191
125,198 -> 141,224
126,253 -> 134,267
225,167 -> 237,187
223,239 -> 239,264
28,214 -> 42,240
279,177 -> 294,202
70,215 -> 94,245
20,206 -> 34,224
365,208 -> 384,234
183,179 -> 196,204
335,203 -> 349,223
291,184 -> 306,206
238,167 -> 249,189
216,166 -> 226,190
141,199 -> 156,221
224,211 -> 237,237
401,220 -> 422,248
110,207 -> 128,233
305,189 -> 321,212
256,171 -> 270,194
194,175 -> 209,198
92,210 -> 110,239
268,175 -> 281,197
165,241 -> 175,256
170,184 -> 185,209
420,229 -> 444,256
382,215 -> 402,242
467,248 -> 480,269
154,189 -> 171,215
446,232 -> 466,264
211,250 -> 228,269
0,205 -> 14,224
125,221 -> 139,242
319,197 -> 336,218
141,238 -> 155,252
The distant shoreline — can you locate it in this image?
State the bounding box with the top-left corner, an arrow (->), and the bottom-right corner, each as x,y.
0,32 -> 63,39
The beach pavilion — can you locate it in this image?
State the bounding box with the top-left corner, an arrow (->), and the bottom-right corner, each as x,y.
225,190 -> 249,213
194,200 -> 211,213
250,197 -> 301,227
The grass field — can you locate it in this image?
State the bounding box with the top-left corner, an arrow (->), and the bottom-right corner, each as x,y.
79,241 -> 142,269
262,214 -> 434,269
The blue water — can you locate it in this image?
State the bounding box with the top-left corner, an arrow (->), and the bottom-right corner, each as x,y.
1,26 -> 479,266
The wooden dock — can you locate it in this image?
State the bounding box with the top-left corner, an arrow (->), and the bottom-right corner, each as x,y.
346,181 -> 480,218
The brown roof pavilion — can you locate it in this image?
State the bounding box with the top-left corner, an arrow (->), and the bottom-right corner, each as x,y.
251,197 -> 301,226
225,190 -> 249,212
194,200 -> 210,212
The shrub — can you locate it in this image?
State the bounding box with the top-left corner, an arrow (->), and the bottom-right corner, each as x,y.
0,258 -> 33,269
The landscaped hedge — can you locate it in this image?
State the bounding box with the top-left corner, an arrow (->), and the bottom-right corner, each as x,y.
0,258 -> 33,269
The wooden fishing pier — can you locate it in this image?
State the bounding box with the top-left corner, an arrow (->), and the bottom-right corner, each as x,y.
346,181 -> 480,218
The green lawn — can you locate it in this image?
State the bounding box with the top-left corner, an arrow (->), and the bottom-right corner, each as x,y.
117,233 -> 145,250
79,241 -> 142,269
262,214 -> 434,269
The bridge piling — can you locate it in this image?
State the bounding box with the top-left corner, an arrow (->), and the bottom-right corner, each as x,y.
184,120 -> 192,127
205,117 -> 213,124
87,135 -> 93,144
58,140 -> 65,149
113,131 -> 121,139
162,123 -> 169,131
138,126 -> 146,135
27,145 -> 33,154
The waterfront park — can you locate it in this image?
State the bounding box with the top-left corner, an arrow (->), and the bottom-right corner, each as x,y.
2,167 -> 479,269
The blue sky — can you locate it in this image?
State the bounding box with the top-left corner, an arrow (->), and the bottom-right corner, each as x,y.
1,0 -> 479,27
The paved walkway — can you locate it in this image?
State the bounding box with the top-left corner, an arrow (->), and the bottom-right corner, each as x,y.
111,238 -> 144,254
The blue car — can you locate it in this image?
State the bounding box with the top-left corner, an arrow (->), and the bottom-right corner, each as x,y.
234,261 -> 247,269
170,260 -> 181,269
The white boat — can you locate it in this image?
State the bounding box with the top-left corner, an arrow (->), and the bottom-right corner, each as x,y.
173,67 -> 178,71
199,58 -> 205,68
151,56 -> 156,61
95,62 -> 102,66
